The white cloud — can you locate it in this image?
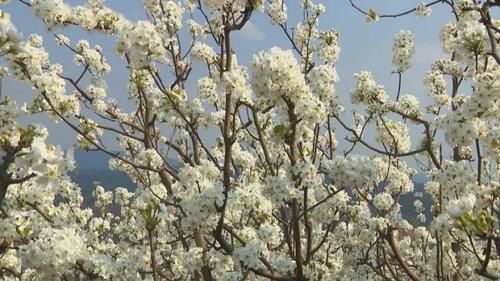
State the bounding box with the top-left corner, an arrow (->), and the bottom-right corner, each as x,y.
238,20 -> 266,41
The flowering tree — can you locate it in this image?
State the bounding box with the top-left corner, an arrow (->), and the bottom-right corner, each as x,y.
0,0 -> 499,280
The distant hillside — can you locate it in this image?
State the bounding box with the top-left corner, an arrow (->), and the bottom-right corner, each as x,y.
69,168 -> 135,207
70,150 -> 433,224
400,180 -> 433,226
69,150 -> 135,207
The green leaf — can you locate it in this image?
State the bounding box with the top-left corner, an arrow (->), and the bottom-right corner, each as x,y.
141,204 -> 161,231
16,225 -> 31,239
273,124 -> 288,138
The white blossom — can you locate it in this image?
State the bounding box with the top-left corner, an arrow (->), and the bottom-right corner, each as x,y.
392,30 -> 415,72
415,2 -> 431,18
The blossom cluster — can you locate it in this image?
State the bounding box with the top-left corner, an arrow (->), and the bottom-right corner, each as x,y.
392,30 -> 415,72
0,1 -> 498,281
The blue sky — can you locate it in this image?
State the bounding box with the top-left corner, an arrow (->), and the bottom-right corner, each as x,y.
2,0 -> 453,148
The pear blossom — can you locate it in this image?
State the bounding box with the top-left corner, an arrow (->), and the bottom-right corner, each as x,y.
0,11 -> 19,56
415,2 -> 431,17
377,119 -> 411,152
0,2 -> 497,281
116,20 -> 166,67
32,0 -> 72,28
373,192 -> 394,211
351,71 -> 389,112
317,28 -> 341,63
446,193 -> 476,218
392,30 -> 415,72
191,42 -> 217,63
267,0 -> 287,25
